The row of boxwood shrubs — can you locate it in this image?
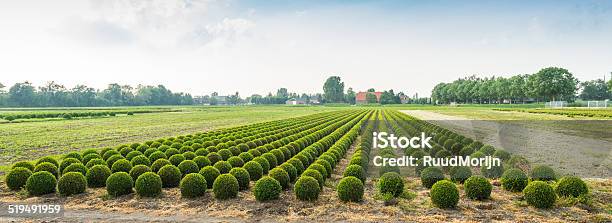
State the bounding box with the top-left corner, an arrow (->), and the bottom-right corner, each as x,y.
5,110 -> 361,197
376,110 -> 407,199
0,109 -> 176,121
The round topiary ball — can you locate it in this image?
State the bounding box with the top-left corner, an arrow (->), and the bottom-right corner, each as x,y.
450,166 -> 472,184
227,156 -> 245,168
530,165 -> 557,181
229,167 -> 250,191
253,157 -> 270,174
254,176 -> 282,201
6,167 -> 32,190
111,159 -> 133,173
478,145 -> 496,155
238,152 -> 254,163
269,168 -> 290,190
12,161 -> 35,171
151,159 -> 172,173
493,150 -> 511,161
420,167 -> 445,189
193,156 -> 211,169
34,162 -> 59,178
213,161 -> 232,174
301,169 -> 324,189
337,176 -> 364,202
157,165 -> 182,188
26,171 -> 57,196
555,176 -> 588,197
86,165 -> 111,187
86,158 -> 107,168
135,172 -> 163,197
63,152 -> 83,162
126,151 -> 143,161
288,158 -> 305,175
105,155 -> 125,169
279,163 -> 297,182
148,151 -> 167,163
430,180 -> 459,208
523,181 -> 556,208
243,161 -> 263,181
106,172 -> 133,197
178,160 -> 199,176
36,156 -> 59,168
130,155 -> 151,167
168,154 -> 186,166
129,165 -> 151,182
501,168 -> 528,192
378,172 -> 404,197
207,152 -> 223,165
343,165 -> 365,183
199,166 -> 220,189
58,172 -> 87,196
59,158 -> 82,174
294,176 -> 320,201
180,173 -> 207,198
481,163 -> 504,179
62,163 -> 88,176
183,151 -> 196,160
308,163 -> 328,179
213,174 -> 239,199
464,176 -> 492,200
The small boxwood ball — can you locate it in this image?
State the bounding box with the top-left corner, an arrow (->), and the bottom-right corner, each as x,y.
207,152 -> 222,165
279,163 -> 297,182
6,167 -> 32,190
430,180 -> 459,208
178,160 -> 200,176
58,172 -> 87,196
168,154 -> 186,166
119,147 -> 133,157
106,172 -> 133,197
130,155 -> 151,167
199,166 -> 221,189
62,163 -> 88,176
213,161 -> 232,174
148,151 -> 167,162
243,161 -> 263,181
555,176 -> 588,197
135,172 -> 163,197
288,158 -> 305,175
493,150 -> 511,161
26,171 -> 57,196
151,159 -> 172,173
523,181 -> 556,208
308,163 -> 328,179
193,156 -> 211,169
420,167 -> 445,189
227,156 -> 245,168
343,165 -> 365,183
253,157 -> 270,174
59,158 -> 82,173
254,176 -> 282,201
157,165 -> 182,188
501,168 -> 528,192
180,173 -> 207,198
183,151 -> 196,160
81,148 -> 98,157
83,153 -> 102,165
129,165 -> 151,182
337,176 -> 364,202
213,174 -> 239,199
530,165 -> 557,181
464,176 -> 492,200
481,163 -> 504,179
195,148 -> 209,157
269,168 -> 290,190
12,161 -> 35,171
63,152 -> 83,162
106,155 -> 125,169
165,148 -> 180,157
378,172 -> 404,197
86,158 -> 107,168
218,149 -> 233,161
86,165 -> 111,187
229,167 -> 250,190
111,159 -> 133,173
301,169 -> 324,189
238,152 -> 254,163
144,148 -> 158,157
450,166 -> 472,184
102,150 -> 121,161
294,176 -> 320,201
126,151 -> 143,161
34,162 -> 59,178
478,145 -> 496,155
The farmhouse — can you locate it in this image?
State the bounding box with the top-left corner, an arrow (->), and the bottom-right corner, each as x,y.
286,98 -> 307,105
356,91 -> 383,104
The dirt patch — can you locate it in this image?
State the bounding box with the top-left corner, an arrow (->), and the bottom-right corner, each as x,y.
401,110 -> 612,178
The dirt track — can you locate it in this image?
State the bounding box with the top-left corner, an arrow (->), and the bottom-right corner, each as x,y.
401,110 -> 612,178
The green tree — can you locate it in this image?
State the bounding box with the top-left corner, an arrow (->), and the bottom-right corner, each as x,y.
531,67 -> 578,101
323,76 -> 345,103
579,79 -> 610,100
366,93 -> 378,104
8,82 -> 36,107
345,87 -> 356,104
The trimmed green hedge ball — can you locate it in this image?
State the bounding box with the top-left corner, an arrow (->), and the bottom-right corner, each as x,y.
254,176 -> 282,201
523,181 -> 556,208
555,176 -> 588,197
86,158 -> 107,168
269,168 -> 290,190
129,165 -> 151,182
62,163 -> 88,176
430,180 -> 459,208
337,176 -> 364,202
279,163 -> 298,182
111,159 -> 133,173
135,172 -> 163,197
450,166 -> 472,184
130,155 -> 151,167
343,165 -> 365,183
213,161 -> 232,174
229,167 -> 251,190
420,167 -> 444,189
157,165 -> 182,188
199,166 -> 220,189
36,156 -> 59,168
151,159 -> 172,173
86,165 -> 111,187
530,165 -> 557,181
178,160 -> 200,176
193,156 -> 211,169
301,169 -> 324,189
378,172 -> 404,197
106,172 -> 133,197
243,161 -> 263,181
58,172 -> 87,196
34,162 -> 59,178
26,171 -> 57,196
180,173 -> 207,198
6,167 -> 32,190
12,161 -> 35,171
212,174 -> 239,199
464,176 -> 492,200
501,168 -> 528,192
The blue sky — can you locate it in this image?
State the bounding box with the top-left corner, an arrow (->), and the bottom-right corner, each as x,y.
0,0 -> 611,96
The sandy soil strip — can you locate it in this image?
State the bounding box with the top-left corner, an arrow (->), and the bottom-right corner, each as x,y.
401,110 -> 611,178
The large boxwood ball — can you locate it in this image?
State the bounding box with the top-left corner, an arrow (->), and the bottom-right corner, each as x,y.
129,165 -> 152,182
238,152 -> 254,163
126,151 -> 143,161
106,172 -> 133,197
555,176 -> 588,197
530,165 -> 557,181
218,149 -> 233,161
464,176 -> 492,200
183,152 -> 196,160
36,156 -> 59,168
148,151 -> 167,163
12,161 -> 35,171
261,153 -> 278,168
157,165 -> 182,188
206,152 -> 222,165
430,180 -> 459,208
165,148 -> 180,157
63,152 -> 83,162
229,167 -> 250,191
199,166 -> 221,189
178,160 -> 200,176
279,163 -> 297,182
82,154 -> 102,166
450,166 -> 472,184
337,176 -> 364,202
34,162 -> 59,178
151,159 -> 172,173
58,172 -> 87,196
102,150 -> 120,161
227,156 -> 245,168
294,176 -> 320,201
86,165 -> 111,187
481,163 -> 504,179
253,157 -> 270,174
420,167 -> 444,189
378,172 -> 404,197
106,155 -> 125,169
130,155 -> 151,167
287,158 -> 305,175
26,171 -> 57,196
343,165 -> 365,183
59,158 -> 82,174
308,164 -> 328,179
315,160 -> 332,176
213,161 -> 232,174
301,169 -> 324,189
212,174 -> 239,199
62,163 -> 88,176
254,176 -> 282,202
523,181 -> 556,208
86,158 -> 107,168
193,156 -> 211,169
135,172 -> 163,197
501,168 -> 528,192
168,154 -> 186,166
180,173 -> 207,198
111,159 -> 133,173
6,167 -> 32,190
243,161 -> 263,181
269,168 -> 290,190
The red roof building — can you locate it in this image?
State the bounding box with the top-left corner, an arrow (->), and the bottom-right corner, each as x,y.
356,92 -> 382,104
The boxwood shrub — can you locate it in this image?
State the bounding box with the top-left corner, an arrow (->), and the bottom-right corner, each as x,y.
243,161 -> 263,181
106,172 -> 133,197
530,165 -> 557,181
481,163 -> 504,179
378,172 -> 404,197
523,181 -> 556,208
501,168 -> 528,192
212,174 -> 239,199
343,165 -> 365,183
269,168 -> 290,190
193,156 -> 211,169
213,161 -> 232,174
168,154 -> 186,166
294,176 -> 320,201
130,155 -> 151,167
178,160 -> 200,176
420,167 -> 444,189
26,171 -> 57,196
279,163 -> 298,182
555,176 -> 588,197
253,157 -> 270,174
62,163 -> 88,176
34,162 -> 59,178
199,166 -> 220,188
12,161 -> 35,171
229,167 -> 251,190
430,180 -> 459,208
337,176 -> 364,202
449,166 -> 472,184
86,158 -> 107,168
254,176 -> 282,201
135,172 -> 163,197
151,159 -> 172,173
59,158 -> 82,174
6,167 -> 32,190
464,176 -> 492,200
58,172 -> 87,196
129,165 -> 151,182
180,173 -> 207,198
157,165 -> 182,188
111,159 -> 133,173
86,165 -> 111,187
301,169 -> 324,189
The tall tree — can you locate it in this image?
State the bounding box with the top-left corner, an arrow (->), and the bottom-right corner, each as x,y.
345,87 -> 356,104
323,76 -> 345,103
579,79 -> 610,100
530,67 -> 578,101
8,82 -> 36,107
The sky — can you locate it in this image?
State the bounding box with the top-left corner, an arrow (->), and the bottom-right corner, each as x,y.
0,0 -> 611,97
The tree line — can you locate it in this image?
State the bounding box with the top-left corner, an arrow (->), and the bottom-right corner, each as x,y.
0,81 -> 194,107
431,67 -> 611,104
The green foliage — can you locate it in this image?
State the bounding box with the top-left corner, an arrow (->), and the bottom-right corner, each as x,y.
420,167 -> 444,189
151,159 -> 172,173
59,158 -> 82,174
243,161 -> 263,181
523,181 -> 556,209
34,162 -> 59,178
269,168 -> 290,190
129,165 -> 151,182
301,169 -> 324,189
148,151 -> 167,163
193,156 -> 211,169
12,161 -> 35,171
279,163 -> 298,182
227,156 -> 245,168
58,172 -> 87,196
254,176 -> 282,202
213,161 -> 232,174
157,165 -> 182,188
86,158 -> 107,168
449,166 -> 472,184
378,172 -> 404,197
135,172 -> 163,197
430,180 -> 459,208
130,155 -> 150,167
63,152 -> 83,162
178,160 -> 199,176
308,163 -> 328,179
555,176 -> 588,197
199,166 -> 221,189
501,168 -> 528,192
207,152 -> 222,165
62,163 -> 88,176
337,176 -> 364,202
481,163 -> 504,179
180,173 -> 207,198
478,145 -> 496,155
83,153 -> 102,165
212,174 -> 239,199
294,176 -> 320,201
26,171 -> 57,196
253,157 -> 270,174
86,165 -> 111,188
464,176 -> 492,200
111,159 -> 133,173
106,172 -> 133,197
229,167 -> 250,190
6,167 -> 32,190
530,165 -> 557,181
105,155 -> 125,169
493,150 -> 511,161
168,154 -> 186,166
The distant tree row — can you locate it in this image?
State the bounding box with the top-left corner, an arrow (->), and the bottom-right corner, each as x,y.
431,67 -> 590,104
0,81 -> 193,107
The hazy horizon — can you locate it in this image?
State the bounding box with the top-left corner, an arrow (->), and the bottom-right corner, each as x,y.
1,0 -> 611,97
